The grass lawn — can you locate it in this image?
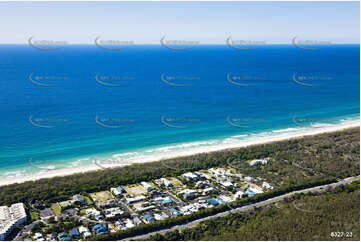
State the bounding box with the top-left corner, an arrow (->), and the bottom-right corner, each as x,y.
50,203 -> 62,216
83,196 -> 94,205
90,191 -> 113,202
59,200 -> 72,208
30,210 -> 39,221
124,184 -> 147,196
168,177 -> 183,187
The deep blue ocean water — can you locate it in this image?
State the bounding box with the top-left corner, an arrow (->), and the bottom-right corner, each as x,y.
0,44 -> 359,178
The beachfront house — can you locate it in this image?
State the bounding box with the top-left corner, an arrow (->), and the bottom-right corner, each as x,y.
182,172 -> 198,182
249,159 -> 268,166
73,194 -> 85,204
141,182 -> 153,191
194,171 -> 206,179
110,186 -> 125,196
208,168 -> 232,178
155,178 -> 173,187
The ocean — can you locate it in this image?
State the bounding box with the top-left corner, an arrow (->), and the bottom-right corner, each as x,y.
0,44 -> 359,179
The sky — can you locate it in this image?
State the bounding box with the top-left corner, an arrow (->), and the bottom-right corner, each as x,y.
0,1 -> 359,44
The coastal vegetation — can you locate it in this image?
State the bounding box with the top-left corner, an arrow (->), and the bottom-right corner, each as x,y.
147,181 -> 360,241
0,128 -> 358,207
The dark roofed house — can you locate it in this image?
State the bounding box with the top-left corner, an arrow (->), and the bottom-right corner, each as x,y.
73,194 -> 86,204
93,224 -> 107,235
143,213 -> 155,223
169,208 -> 181,217
69,228 -> 80,239
118,186 -> 125,193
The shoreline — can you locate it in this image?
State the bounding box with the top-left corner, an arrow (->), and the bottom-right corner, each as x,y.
0,120 -> 359,187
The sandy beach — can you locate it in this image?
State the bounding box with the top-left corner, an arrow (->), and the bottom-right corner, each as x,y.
0,120 -> 359,187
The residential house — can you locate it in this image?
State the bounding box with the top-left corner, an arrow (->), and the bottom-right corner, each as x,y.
141,182 -> 153,191
262,182 -> 274,190
249,159 -> 268,166
181,172 -> 198,182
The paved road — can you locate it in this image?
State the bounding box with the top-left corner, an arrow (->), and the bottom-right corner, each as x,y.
123,176 -> 359,241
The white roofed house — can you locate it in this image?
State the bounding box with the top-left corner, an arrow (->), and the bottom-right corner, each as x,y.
181,172 -> 199,182
125,195 -> 146,204
244,176 -> 256,182
195,181 -> 208,188
262,182 -> 274,190
141,182 -> 153,191
234,190 -> 246,200
79,226 -> 92,239
203,187 -> 214,195
208,168 -> 232,178
177,189 -> 199,200
194,171 -> 206,179
133,202 -> 155,212
249,159 -> 268,166
105,207 -> 124,218
219,195 -> 233,203
155,178 -> 173,187
73,194 -> 86,204
125,218 -> 135,228
110,186 -> 125,196
219,180 -> 234,188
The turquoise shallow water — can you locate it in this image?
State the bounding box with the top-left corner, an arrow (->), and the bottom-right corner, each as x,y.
0,44 -> 359,179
